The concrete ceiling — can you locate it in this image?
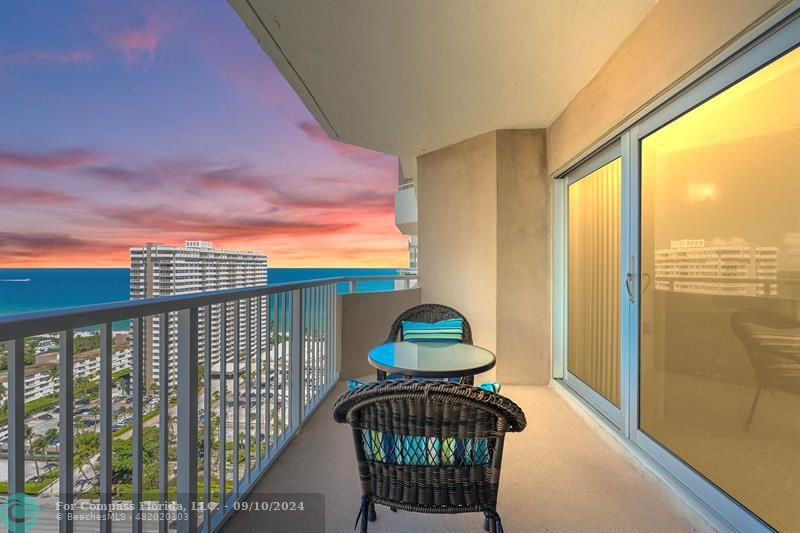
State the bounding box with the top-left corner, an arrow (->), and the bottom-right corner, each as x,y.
232,0 -> 656,160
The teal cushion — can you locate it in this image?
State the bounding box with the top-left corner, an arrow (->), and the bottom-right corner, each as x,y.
361,431 -> 489,465
478,382 -> 502,393
347,379 -> 365,391
402,318 -> 464,343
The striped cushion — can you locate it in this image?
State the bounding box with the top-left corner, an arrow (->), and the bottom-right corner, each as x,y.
740,322 -> 800,385
361,431 -> 489,465
745,324 -> 800,356
402,318 -> 464,343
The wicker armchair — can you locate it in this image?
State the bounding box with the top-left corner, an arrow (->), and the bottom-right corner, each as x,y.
333,379 -> 526,532
731,309 -> 800,431
380,304 -> 475,384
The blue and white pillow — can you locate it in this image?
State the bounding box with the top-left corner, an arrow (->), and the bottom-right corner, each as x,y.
402,318 -> 464,343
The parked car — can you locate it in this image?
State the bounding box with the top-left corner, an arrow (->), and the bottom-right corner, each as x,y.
37,413 -> 54,420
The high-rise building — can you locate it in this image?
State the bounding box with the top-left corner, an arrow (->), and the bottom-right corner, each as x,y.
654,239 -> 777,296
130,241 -> 267,387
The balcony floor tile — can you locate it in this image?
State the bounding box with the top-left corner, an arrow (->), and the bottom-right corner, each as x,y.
223,381 -> 706,532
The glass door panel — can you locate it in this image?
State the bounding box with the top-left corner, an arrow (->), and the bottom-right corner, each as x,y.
640,46 -> 800,531
567,157 -> 622,410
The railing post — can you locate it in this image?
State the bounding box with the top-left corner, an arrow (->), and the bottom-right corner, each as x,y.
7,339 -> 25,506
158,313 -> 169,533
177,307 -> 199,533
59,331 -> 74,533
132,317 -> 143,533
99,323 -> 113,533
348,280 -> 356,293
290,289 -> 303,428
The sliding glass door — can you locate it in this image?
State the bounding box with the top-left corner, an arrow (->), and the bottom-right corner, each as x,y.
564,149 -> 623,424
637,45 -> 800,532
555,13 -> 799,531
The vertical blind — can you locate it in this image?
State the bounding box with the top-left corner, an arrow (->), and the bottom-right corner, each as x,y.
567,158 -> 621,407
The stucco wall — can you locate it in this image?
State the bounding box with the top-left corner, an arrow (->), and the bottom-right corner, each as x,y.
417,130 -> 550,384
547,0 -> 781,174
418,132 -> 499,357
496,130 -> 551,384
338,288 -> 421,379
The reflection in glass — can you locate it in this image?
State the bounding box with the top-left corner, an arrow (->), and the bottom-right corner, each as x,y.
640,47 -> 800,530
568,158 -> 621,407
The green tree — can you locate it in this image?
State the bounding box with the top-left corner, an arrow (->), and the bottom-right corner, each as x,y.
32,436 -> 48,475
24,425 -> 41,478
74,376 -> 93,402
47,367 -> 59,391
44,427 -> 59,448
112,427 -> 161,487
74,431 -> 100,487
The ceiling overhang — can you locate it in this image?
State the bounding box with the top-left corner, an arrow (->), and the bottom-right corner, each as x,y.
230,0 -> 656,160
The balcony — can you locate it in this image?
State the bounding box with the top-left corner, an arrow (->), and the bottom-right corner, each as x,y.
394,182 -> 418,236
0,275 -> 708,533
222,380 -> 698,533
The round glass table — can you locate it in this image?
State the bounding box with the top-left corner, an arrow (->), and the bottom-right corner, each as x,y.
368,341 -> 496,379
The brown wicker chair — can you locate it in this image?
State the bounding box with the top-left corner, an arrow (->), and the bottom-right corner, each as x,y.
333,379 -> 526,532
731,309 -> 800,431
380,304 -> 475,384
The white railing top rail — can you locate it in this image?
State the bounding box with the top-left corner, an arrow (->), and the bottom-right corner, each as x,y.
0,275 -> 416,340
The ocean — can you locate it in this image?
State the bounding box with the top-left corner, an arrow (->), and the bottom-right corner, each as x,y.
0,267 -> 401,317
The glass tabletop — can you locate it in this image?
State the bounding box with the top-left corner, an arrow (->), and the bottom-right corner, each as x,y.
368,341 -> 496,378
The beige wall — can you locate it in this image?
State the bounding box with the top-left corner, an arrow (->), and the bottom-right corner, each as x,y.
496,130 -> 551,385
547,0 -> 782,175
418,132 -> 499,356
338,288 -> 421,380
418,130 -> 550,384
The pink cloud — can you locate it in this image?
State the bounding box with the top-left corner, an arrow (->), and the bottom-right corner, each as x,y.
0,146 -> 98,170
103,15 -> 170,65
0,185 -> 76,204
0,49 -> 95,65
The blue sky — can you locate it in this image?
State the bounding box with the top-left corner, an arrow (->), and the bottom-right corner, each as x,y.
0,1 -> 405,267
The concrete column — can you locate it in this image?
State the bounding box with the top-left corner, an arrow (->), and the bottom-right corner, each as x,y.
417,129 -> 551,385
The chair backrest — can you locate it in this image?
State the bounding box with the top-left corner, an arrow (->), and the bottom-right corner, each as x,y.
386,304 -> 473,344
731,309 -> 800,389
333,380 -> 526,513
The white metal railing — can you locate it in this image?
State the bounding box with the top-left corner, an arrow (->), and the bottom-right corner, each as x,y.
0,275 -> 415,533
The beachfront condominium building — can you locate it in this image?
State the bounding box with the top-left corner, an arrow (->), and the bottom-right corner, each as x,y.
130,241 -> 267,387
654,239 -> 778,296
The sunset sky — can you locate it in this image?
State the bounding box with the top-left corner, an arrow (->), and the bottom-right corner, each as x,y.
0,2 -> 407,268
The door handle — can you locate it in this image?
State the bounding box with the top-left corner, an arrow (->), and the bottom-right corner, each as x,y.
625,272 -> 635,303
625,255 -> 636,304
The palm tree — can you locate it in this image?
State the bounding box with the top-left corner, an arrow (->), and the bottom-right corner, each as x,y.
24,425 -> 41,478
47,366 -> 59,393
74,376 -> 92,403
44,428 -> 59,452
32,436 -> 48,476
